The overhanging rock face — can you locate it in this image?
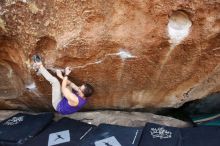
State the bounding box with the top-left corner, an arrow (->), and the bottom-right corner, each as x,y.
0,0 -> 219,111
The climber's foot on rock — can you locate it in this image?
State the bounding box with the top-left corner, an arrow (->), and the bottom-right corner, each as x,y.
32,54 -> 43,72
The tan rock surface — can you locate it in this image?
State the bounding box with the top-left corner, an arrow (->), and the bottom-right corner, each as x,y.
0,0 -> 219,110
0,110 -> 190,127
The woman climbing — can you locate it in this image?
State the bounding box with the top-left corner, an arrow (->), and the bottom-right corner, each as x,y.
32,54 -> 94,115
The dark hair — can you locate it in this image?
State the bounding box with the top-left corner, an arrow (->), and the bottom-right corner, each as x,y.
82,83 -> 94,97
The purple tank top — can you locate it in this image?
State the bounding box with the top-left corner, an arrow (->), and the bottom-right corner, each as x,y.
56,92 -> 87,115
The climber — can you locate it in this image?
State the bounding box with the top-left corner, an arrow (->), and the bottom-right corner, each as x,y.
32,54 -> 94,115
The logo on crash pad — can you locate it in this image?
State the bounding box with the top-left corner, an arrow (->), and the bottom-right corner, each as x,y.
3,116 -> 24,126
48,130 -> 70,146
95,136 -> 122,146
150,127 -> 172,139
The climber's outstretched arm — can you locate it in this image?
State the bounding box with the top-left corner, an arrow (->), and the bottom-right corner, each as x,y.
56,69 -> 80,92
62,76 -> 79,106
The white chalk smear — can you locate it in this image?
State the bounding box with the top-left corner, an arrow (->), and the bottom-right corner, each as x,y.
6,68 -> 13,78
71,49 -> 137,69
26,82 -> 36,90
168,25 -> 191,46
168,11 -> 192,46
48,49 -> 137,71
25,82 -> 41,97
157,11 -> 192,80
117,49 -> 137,61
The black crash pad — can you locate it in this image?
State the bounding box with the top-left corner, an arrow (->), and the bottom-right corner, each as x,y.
24,117 -> 97,146
138,123 -> 181,146
181,126 -> 220,146
0,112 -> 54,146
139,122 -> 220,146
80,124 -> 143,146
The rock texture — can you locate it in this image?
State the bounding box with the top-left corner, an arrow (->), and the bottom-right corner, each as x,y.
0,0 -> 220,111
56,111 -> 191,127
0,110 -> 190,127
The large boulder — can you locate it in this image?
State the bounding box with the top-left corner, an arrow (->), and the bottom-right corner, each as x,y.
0,0 -> 219,111
0,110 -> 190,127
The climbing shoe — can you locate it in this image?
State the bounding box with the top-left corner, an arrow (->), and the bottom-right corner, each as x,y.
32,54 -> 42,63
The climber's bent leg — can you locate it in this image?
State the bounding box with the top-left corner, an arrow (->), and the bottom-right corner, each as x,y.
38,66 -> 62,110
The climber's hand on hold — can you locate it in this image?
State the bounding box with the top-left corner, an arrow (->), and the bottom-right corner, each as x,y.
56,69 -> 64,79
65,67 -> 72,76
